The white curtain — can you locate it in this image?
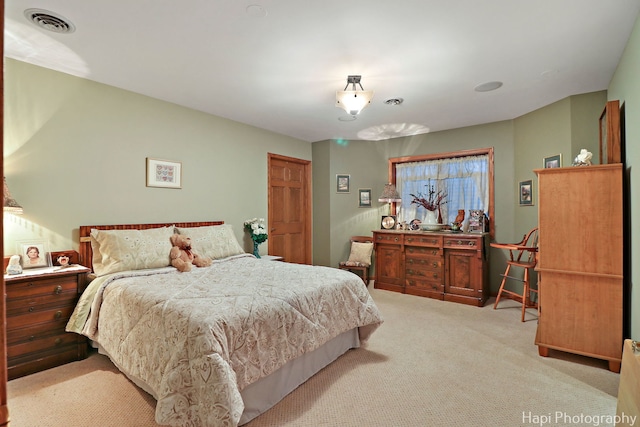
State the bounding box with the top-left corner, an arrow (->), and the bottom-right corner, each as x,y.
395,154 -> 489,225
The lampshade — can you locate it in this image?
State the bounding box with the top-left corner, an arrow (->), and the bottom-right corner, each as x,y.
378,183 -> 401,203
336,75 -> 374,116
3,177 -> 24,214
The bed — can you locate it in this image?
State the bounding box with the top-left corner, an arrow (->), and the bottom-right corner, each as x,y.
66,221 -> 383,427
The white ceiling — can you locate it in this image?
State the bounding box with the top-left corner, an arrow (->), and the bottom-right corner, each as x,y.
5,1 -> 640,143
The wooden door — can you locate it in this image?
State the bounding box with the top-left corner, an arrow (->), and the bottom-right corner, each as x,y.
267,153 -> 312,264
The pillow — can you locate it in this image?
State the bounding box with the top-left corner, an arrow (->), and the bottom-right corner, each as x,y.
175,224 -> 245,260
347,242 -> 373,266
91,226 -> 174,276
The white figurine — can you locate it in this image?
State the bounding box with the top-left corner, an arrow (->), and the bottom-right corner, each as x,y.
6,255 -> 22,275
573,149 -> 593,166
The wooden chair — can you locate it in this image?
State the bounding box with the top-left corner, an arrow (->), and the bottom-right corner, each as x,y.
339,236 -> 374,284
491,227 -> 539,322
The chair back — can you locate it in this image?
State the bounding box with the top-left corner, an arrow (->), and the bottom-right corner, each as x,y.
516,227 -> 538,264
351,236 -> 374,244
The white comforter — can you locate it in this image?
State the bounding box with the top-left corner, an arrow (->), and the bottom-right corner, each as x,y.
67,255 -> 383,426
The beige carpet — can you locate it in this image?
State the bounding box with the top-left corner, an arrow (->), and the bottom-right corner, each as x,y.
7,287 -> 620,427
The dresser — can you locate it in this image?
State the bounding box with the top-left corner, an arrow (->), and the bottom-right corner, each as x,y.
534,164 -> 623,372
5,266 -> 91,380
373,230 -> 490,306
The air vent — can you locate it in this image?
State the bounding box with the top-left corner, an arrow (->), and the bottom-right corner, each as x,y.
24,9 -> 76,34
384,98 -> 404,105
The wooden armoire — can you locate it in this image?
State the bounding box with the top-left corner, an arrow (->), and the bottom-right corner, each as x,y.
534,164 -> 623,372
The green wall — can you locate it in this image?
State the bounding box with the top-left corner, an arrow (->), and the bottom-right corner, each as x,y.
3,59 -> 312,256
5,10 -> 639,342
608,11 -> 640,339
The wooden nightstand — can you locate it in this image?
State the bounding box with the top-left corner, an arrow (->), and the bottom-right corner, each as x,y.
4,265 -> 91,380
260,255 -> 284,262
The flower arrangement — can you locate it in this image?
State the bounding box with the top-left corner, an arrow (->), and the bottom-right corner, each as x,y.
410,181 -> 448,211
244,218 -> 268,258
244,218 -> 268,244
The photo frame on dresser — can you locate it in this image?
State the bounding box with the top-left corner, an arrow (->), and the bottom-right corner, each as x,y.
16,239 -> 52,269
599,100 -> 621,164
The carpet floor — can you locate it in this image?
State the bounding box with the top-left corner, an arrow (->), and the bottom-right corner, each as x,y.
7,286 -> 620,426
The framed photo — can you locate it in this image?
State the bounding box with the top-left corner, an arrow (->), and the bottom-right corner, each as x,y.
519,180 -> 534,206
599,100 -> 621,164
146,158 -> 182,188
16,240 -> 52,269
358,188 -> 372,207
336,174 -> 350,193
543,154 -> 562,168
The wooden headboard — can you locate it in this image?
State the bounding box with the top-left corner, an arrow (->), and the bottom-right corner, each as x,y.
78,221 -> 224,271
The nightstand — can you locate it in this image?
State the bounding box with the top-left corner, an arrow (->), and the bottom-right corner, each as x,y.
4,265 -> 91,380
260,255 -> 284,262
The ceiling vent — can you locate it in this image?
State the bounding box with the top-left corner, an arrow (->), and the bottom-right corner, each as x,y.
24,9 -> 76,34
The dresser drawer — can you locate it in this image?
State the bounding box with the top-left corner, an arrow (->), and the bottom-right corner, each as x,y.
405,234 -> 442,247
374,233 -> 403,244
7,319 -> 69,344
406,264 -> 443,282
8,345 -> 82,380
6,276 -> 78,300
444,236 -> 481,250
6,305 -> 76,331
406,278 -> 444,293
406,245 -> 442,257
7,332 -> 79,359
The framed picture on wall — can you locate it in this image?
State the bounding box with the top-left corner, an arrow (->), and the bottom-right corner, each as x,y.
336,174 -> 350,193
358,188 -> 372,207
543,154 -> 562,168
146,158 -> 182,188
519,180 -> 534,206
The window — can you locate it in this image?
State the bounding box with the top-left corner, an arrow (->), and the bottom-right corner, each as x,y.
388,148 -> 494,237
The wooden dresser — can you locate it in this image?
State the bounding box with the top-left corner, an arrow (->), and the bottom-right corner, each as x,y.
373,230 -> 490,306
535,164 -> 623,372
5,265 -> 90,380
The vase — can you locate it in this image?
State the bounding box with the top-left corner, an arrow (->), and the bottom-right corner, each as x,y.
424,209 -> 438,224
253,241 -> 261,258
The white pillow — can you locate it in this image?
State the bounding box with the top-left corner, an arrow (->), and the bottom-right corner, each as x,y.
91,226 -> 174,276
175,224 -> 245,260
347,242 -> 373,266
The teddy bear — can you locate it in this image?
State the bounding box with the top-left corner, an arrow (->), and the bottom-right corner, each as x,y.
169,234 -> 213,272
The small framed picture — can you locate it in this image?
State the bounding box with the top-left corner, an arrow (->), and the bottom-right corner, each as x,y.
336,174 -> 350,193
146,158 -> 182,188
519,180 -> 534,206
16,240 -> 52,269
543,154 -> 562,168
358,188 -> 372,207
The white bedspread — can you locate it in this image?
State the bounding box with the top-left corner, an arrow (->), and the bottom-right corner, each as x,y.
67,255 -> 383,426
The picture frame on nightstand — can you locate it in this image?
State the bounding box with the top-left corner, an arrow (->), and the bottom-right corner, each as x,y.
16,239 -> 52,269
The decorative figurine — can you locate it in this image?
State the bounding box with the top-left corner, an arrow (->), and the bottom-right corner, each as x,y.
572,149 -> 593,166
56,254 -> 71,268
6,255 -> 22,275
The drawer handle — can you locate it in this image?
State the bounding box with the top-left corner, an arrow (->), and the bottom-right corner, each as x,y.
29,335 -> 35,341
407,238 -> 413,243
54,285 -> 63,294
28,307 -> 35,312
54,338 -> 63,346
54,311 -> 62,320
394,237 -> 399,242
432,262 -> 438,268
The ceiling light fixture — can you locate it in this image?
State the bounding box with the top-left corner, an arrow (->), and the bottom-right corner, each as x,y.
336,75 -> 374,116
